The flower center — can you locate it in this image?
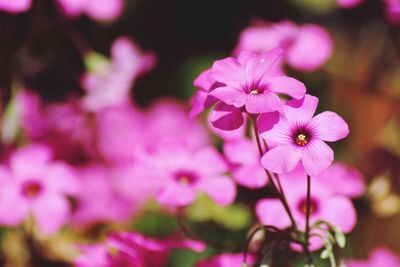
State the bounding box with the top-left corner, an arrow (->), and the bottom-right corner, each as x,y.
250,89 -> 260,95
174,171 -> 198,186
295,133 -> 309,146
22,180 -> 43,198
298,198 -> 318,215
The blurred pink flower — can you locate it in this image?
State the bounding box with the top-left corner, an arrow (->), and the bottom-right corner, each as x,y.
71,165 -> 134,228
82,37 -> 155,111
56,0 -> 124,21
0,144 -> 80,234
346,247 -> 400,267
195,253 -> 254,267
235,20 -> 333,72
385,0 -> 400,24
337,0 -> 363,8
0,0 -> 31,13
256,166 -> 357,251
315,162 -> 366,198
259,94 -> 349,176
209,48 -> 305,116
75,231 -> 205,267
137,145 -> 235,207
224,139 -> 268,188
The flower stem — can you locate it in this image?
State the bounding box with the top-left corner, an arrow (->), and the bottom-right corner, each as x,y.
251,117 -> 297,229
304,175 -> 313,265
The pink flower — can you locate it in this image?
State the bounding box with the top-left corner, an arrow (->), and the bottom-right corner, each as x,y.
209,48 -> 306,115
235,20 -> 333,72
256,167 -> 357,251
315,162 -> 365,198
0,144 -> 80,234
0,0 -> 31,13
337,0 -> 363,8
55,0 -> 124,21
71,165 -> 134,228
346,247 -> 400,267
195,253 -> 255,267
259,94 -> 349,176
138,145 -> 236,207
74,231 -> 205,267
224,139 -> 268,188
82,37 -> 155,111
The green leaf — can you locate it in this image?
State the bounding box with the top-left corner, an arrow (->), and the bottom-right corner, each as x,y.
84,52 -> 110,73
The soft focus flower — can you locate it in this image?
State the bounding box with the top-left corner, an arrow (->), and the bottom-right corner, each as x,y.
259,94 -> 349,176
385,0 -> 400,24
0,0 -> 31,13
55,0 -> 124,21
235,21 -> 333,72
71,165 -> 134,228
256,166 -> 357,251
346,247 -> 400,267
82,37 -> 155,111
74,231 -> 205,267
337,0 -> 364,8
0,144 -> 80,234
195,253 -> 254,267
138,145 -> 236,207
224,139 -> 268,188
209,48 -> 306,115
315,162 -> 366,198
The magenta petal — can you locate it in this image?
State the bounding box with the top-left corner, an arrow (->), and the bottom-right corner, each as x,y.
263,76 -> 306,99
261,144 -> 302,174
197,176 -> 236,205
190,147 -> 228,175
210,102 -> 244,131
258,112 -> 292,147
211,57 -> 245,88
193,69 -> 214,91
189,90 -> 218,118
310,111 -> 349,142
234,164 -> 268,189
283,94 -> 319,123
224,139 -> 258,165
209,86 -> 247,108
321,196 -> 357,233
245,92 -> 282,114
32,194 -> 69,234
258,48 -> 284,75
287,24 -> 333,72
302,140 -> 334,176
256,199 -> 292,229
157,182 -> 196,207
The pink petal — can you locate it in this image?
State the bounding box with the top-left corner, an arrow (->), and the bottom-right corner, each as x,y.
263,76 -> 306,99
302,140 -> 334,176
256,199 -> 292,229
85,0 -> 124,21
157,182 -> 196,207
32,194 -> 70,234
210,102 -> 245,131
258,48 -> 284,76
45,162 -> 81,195
234,164 -> 268,188
287,25 -> 333,72
310,111 -> 349,142
197,176 -> 236,205
209,86 -> 247,108
258,112 -> 292,147
261,144 -> 302,174
208,111 -> 246,140
190,147 -> 228,175
224,139 -> 258,165
193,69 -> 214,91
211,57 -> 245,88
189,90 -> 218,118
245,92 -> 282,114
320,196 -> 357,233
0,0 -> 31,13
283,94 -> 319,123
